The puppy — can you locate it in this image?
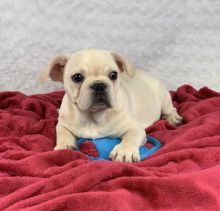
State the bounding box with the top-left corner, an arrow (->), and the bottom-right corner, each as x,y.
39,49 -> 182,163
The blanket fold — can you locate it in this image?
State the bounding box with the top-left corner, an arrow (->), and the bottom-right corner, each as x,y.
0,85 -> 220,210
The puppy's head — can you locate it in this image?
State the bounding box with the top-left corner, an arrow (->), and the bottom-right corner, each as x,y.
39,49 -> 135,112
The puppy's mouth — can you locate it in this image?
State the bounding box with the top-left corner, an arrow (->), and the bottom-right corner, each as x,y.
89,96 -> 111,112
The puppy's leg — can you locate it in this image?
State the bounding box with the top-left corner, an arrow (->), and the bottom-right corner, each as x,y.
54,123 -> 76,150
161,91 -> 183,125
109,126 -> 146,163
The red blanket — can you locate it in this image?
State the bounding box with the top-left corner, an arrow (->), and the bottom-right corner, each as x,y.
0,85 -> 220,210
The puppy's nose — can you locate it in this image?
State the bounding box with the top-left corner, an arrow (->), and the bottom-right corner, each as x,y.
90,83 -> 107,93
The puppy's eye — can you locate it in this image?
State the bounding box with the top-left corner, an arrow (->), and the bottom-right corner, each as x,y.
71,73 -> 84,83
109,71 -> 118,81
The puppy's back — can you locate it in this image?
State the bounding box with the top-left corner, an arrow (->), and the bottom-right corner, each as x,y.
119,70 -> 166,128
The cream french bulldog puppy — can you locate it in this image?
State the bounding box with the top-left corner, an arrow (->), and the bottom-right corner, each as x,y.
39,49 -> 182,163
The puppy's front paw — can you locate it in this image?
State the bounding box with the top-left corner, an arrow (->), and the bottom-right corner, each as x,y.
109,143 -> 140,163
54,140 -> 76,150
164,111 -> 183,125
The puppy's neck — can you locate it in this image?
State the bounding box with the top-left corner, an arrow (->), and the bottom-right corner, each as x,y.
76,106 -> 109,125
89,110 -> 108,124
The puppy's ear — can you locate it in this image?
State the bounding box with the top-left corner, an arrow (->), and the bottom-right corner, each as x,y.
38,54 -> 70,83
111,52 -> 135,78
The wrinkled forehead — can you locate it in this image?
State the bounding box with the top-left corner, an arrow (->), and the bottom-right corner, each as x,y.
66,51 -> 118,73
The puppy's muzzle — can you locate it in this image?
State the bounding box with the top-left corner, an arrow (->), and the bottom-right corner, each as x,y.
89,82 -> 111,111
90,82 -> 107,94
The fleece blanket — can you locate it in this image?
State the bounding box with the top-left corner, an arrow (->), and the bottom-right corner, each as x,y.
0,85 -> 220,211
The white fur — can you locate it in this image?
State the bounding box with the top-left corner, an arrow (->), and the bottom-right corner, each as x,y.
40,49 -> 182,163
1,0 -> 220,93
